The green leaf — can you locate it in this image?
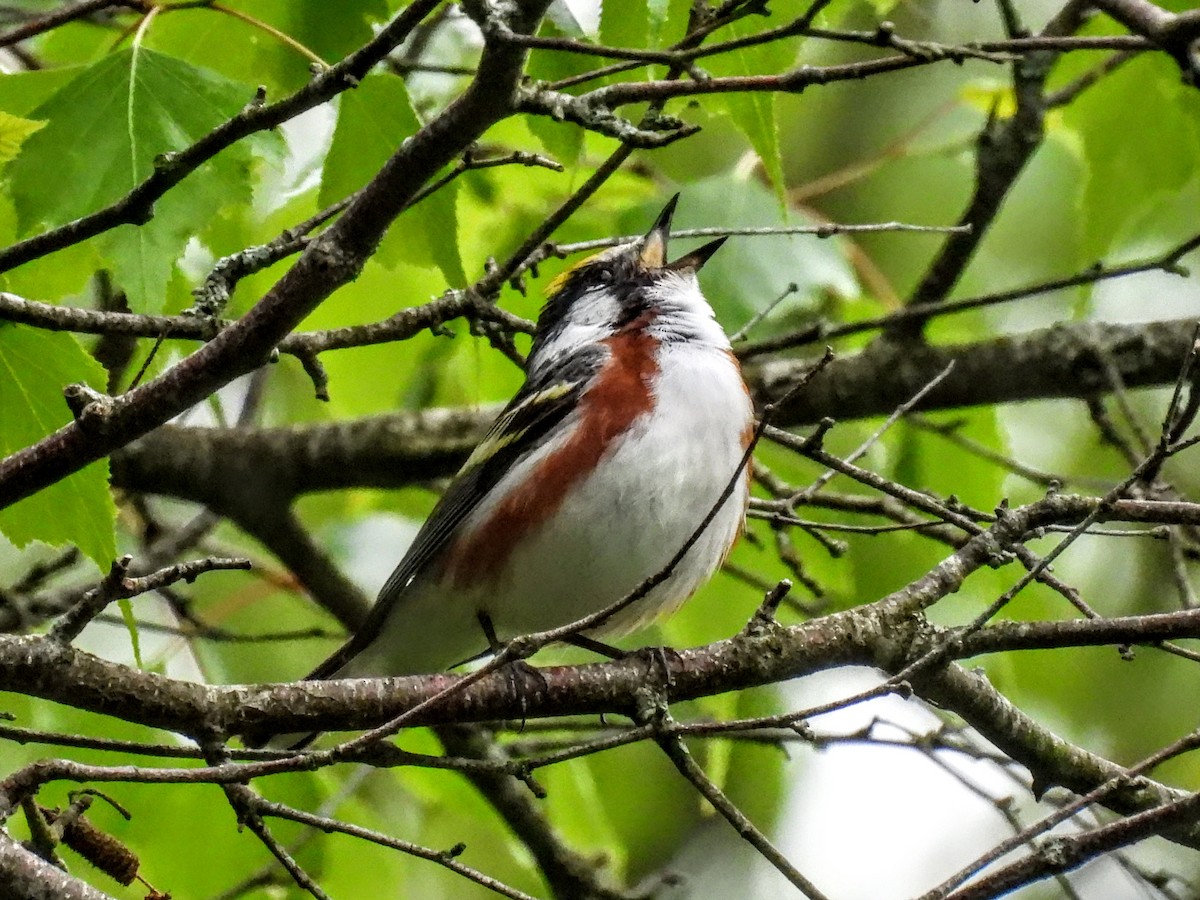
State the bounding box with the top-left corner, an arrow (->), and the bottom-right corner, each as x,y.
730,91 -> 784,201
525,112 -> 584,170
1063,55 -> 1200,258
600,0 -> 650,50
584,740 -> 704,880
598,0 -> 688,49
544,0 -> 589,37
859,0 -> 904,14
8,47 -> 276,312
0,67 -> 81,116
524,20 -> 591,166
0,324 -> 116,566
646,0 -> 671,39
0,192 -> 104,303
260,0 -> 389,64
320,74 -> 421,209
149,0 -> 388,94
117,598 -> 144,669
0,111 -> 44,163
322,73 -> 465,285
704,16 -> 795,205
901,410 -> 1011,514
33,16 -> 118,71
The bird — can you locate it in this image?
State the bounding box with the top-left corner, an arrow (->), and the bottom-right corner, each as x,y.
250,195 -> 754,746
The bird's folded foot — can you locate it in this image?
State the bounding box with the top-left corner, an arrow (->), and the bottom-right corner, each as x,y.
497,658 -> 547,730
630,644 -> 682,688
475,612 -> 549,727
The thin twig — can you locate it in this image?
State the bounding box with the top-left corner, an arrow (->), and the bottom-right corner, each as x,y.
250,794 -> 541,900
222,782 -> 332,900
792,361 -> 956,502
920,727 -> 1200,899
0,0 -> 134,47
731,282 -> 800,343
48,556 -> 251,644
646,697 -> 830,900
737,232 -> 1200,358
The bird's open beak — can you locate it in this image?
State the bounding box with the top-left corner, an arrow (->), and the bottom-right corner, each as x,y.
640,194 -> 726,272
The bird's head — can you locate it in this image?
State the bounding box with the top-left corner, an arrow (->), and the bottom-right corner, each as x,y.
530,195 -> 727,371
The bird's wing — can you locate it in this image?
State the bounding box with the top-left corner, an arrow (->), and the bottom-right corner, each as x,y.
303,361 -> 596,681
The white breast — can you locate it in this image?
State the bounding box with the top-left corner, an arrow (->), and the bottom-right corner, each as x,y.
483,332 -> 752,637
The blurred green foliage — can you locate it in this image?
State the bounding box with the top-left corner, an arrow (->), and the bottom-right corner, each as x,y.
1,0 -> 1199,897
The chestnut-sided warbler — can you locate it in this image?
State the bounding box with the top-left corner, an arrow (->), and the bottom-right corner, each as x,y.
254,196 -> 753,745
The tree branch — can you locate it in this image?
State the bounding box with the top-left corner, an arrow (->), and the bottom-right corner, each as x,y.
750,318 -> 1198,426
0,828 -> 115,900
0,0 -> 554,513
1091,0 -> 1200,82
11,491 -> 1200,885
894,2 -> 1086,334
94,318 -> 1200,532
0,0 -> 135,49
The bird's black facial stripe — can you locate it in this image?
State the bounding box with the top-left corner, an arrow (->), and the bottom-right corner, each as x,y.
613,287 -> 653,329
536,252 -> 651,338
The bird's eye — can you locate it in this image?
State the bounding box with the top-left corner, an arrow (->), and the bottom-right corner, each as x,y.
593,266 -> 614,285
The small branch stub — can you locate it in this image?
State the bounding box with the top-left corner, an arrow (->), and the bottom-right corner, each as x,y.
63,384 -> 117,433
746,579 -> 793,634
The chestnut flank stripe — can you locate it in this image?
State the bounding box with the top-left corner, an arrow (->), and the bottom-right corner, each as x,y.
446,328 -> 659,583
